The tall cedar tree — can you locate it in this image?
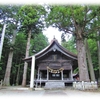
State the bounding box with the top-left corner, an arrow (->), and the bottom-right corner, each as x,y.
0,5 -> 21,86
46,5 -> 100,81
18,5 -> 46,86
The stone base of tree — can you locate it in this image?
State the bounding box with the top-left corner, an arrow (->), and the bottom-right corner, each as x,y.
73,81 -> 98,90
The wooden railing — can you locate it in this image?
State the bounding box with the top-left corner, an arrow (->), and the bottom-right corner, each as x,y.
35,78 -> 74,83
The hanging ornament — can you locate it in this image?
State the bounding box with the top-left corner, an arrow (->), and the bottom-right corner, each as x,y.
47,66 -> 64,73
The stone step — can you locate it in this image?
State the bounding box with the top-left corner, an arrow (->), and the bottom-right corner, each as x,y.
44,81 -> 65,89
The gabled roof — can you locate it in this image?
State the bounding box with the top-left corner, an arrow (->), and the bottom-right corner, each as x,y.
24,38 -> 77,62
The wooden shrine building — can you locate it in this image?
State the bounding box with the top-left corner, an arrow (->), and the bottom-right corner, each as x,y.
24,38 -> 78,89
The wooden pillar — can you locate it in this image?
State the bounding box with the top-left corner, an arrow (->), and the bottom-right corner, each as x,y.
70,69 -> 73,80
61,70 -> 63,80
47,69 -> 49,80
30,56 -> 35,89
38,69 -> 39,80
40,71 -> 41,87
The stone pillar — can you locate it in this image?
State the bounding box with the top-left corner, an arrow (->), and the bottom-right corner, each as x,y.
61,71 -> 63,80
30,56 -> 35,89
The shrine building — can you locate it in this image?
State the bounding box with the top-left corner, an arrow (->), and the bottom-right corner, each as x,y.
24,38 -> 78,89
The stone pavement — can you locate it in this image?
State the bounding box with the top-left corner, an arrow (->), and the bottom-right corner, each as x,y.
0,86 -> 100,100
44,81 -> 65,89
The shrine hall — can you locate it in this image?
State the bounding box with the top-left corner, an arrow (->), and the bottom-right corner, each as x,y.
24,38 -> 78,89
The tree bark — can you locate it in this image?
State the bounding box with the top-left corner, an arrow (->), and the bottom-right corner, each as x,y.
3,29 -> 17,86
16,65 -> 20,85
76,38 -> 90,82
22,30 -> 31,87
85,38 -> 95,81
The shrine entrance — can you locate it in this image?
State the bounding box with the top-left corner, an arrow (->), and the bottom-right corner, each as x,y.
37,67 -> 72,82
49,73 -> 61,80
47,66 -> 64,80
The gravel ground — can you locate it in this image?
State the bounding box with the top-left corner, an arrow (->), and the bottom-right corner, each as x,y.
0,86 -> 100,100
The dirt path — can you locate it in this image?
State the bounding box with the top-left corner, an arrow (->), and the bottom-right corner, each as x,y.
0,87 -> 100,100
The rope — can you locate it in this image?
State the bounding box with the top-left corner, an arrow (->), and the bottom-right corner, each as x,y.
47,66 -> 64,73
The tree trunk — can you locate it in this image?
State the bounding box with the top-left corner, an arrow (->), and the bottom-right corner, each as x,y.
0,24 -> 6,61
3,29 -> 17,86
16,65 -> 20,85
85,38 -> 95,81
76,38 -> 90,82
22,30 -> 31,87
3,50 -> 13,86
97,31 -> 100,86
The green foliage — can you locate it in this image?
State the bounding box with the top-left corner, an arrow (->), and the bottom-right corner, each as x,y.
10,33 -> 27,85
14,33 -> 27,56
87,39 -> 98,70
73,67 -> 79,74
0,37 -> 10,80
0,5 -> 21,24
30,33 -> 49,55
18,5 -> 46,32
46,5 -> 100,80
46,5 -> 100,39
18,5 -> 38,26
0,67 -> 2,71
18,5 -> 47,86
0,4 -> 48,85
61,36 -> 77,54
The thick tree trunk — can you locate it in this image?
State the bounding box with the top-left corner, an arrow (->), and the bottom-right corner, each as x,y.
22,30 -> 31,87
85,38 -> 95,81
3,29 -> 17,86
3,50 -> 13,86
76,38 -> 90,82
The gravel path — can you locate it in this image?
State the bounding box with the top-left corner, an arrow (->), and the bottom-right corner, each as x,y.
0,86 -> 100,100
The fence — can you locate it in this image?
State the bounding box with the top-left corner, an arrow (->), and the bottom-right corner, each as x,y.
73,81 -> 98,90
